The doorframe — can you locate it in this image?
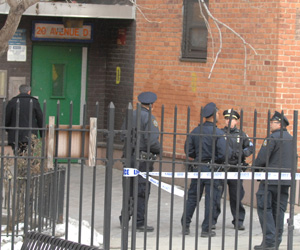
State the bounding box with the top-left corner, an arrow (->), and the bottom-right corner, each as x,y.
80,47 -> 88,125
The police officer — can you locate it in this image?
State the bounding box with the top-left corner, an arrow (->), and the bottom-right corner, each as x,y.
214,109 -> 254,230
120,91 -> 160,232
254,111 -> 293,250
181,102 -> 228,237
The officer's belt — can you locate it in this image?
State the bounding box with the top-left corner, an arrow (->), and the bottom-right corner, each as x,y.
226,162 -> 248,172
191,160 -> 211,166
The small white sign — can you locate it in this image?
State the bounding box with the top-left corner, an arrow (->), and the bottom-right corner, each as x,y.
7,29 -> 27,62
7,45 -> 26,62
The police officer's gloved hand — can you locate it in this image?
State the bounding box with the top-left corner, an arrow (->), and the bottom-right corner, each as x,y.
232,151 -> 241,160
243,148 -> 251,157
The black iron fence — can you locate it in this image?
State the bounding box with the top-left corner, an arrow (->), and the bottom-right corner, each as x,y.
0,101 -> 299,250
1,168 -> 65,235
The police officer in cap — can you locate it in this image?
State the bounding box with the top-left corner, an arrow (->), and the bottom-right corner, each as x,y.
214,109 -> 254,230
254,111 -> 293,250
181,102 -> 228,237
119,91 -> 160,232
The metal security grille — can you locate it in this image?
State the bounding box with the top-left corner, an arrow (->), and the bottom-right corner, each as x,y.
21,231 -> 100,250
0,101 -> 299,250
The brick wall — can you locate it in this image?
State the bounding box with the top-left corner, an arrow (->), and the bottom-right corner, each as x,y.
133,0 -> 300,159
86,19 -> 136,134
103,19 -> 136,133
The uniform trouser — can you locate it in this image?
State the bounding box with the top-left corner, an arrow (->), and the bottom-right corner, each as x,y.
136,176 -> 151,226
214,179 -> 246,226
181,175 -> 221,232
120,160 -> 152,227
256,183 -> 290,247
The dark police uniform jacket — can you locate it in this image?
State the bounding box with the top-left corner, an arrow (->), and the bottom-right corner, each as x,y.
122,107 -> 160,172
185,121 -> 228,166
135,107 -> 160,154
254,128 -> 293,186
5,93 -> 43,146
222,126 -> 254,167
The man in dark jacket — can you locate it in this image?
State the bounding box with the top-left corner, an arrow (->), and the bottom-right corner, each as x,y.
254,111 -> 293,250
5,85 -> 43,155
181,102 -> 229,238
119,91 -> 160,232
214,109 -> 253,230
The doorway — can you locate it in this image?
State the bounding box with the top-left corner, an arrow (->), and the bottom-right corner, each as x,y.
31,44 -> 87,125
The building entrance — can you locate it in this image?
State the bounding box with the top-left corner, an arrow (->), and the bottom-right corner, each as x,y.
31,44 -> 87,125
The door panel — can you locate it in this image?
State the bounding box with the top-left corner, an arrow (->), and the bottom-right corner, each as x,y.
31,45 -> 83,125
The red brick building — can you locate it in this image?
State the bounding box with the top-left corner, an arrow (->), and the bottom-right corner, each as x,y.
132,0 -> 300,159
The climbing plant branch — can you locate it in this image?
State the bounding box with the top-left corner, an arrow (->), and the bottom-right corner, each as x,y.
128,0 -> 162,24
198,0 -> 215,60
200,0 -> 258,80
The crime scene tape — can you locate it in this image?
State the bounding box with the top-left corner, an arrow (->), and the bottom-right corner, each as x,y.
139,172 -> 185,197
123,168 -> 300,198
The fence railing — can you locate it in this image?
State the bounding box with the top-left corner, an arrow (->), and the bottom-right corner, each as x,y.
1,167 -> 65,236
0,101 -> 299,250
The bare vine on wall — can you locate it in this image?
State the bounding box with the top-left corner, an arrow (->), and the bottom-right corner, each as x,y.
128,0 -> 162,24
199,0 -> 258,80
129,0 -> 258,81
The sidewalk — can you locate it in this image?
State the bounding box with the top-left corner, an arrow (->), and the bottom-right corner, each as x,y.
67,164 -> 300,249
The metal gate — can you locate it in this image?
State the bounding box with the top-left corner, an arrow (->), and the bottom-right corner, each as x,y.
0,101 -> 299,250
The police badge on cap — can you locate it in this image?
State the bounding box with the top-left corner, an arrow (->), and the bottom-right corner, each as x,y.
223,109 -> 240,120
270,111 -> 289,126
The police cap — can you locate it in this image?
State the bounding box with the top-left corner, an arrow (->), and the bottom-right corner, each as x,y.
138,92 -> 157,105
270,111 -> 289,126
223,109 -> 240,120
202,102 -> 217,118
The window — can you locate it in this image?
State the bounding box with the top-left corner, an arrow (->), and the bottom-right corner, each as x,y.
52,64 -> 65,98
181,0 -> 209,61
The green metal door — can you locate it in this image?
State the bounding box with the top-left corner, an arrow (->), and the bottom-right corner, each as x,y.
31,44 -> 85,125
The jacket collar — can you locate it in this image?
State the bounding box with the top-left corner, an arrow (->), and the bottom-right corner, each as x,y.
272,128 -> 287,133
